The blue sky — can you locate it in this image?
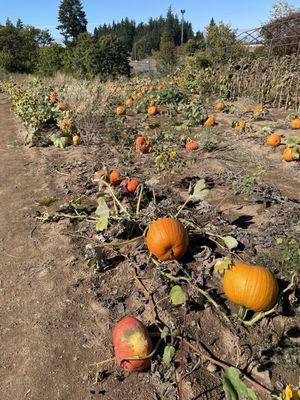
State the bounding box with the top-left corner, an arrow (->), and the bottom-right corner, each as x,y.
0,0 -> 294,39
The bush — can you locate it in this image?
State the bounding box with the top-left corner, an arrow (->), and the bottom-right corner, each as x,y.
36,44 -> 64,76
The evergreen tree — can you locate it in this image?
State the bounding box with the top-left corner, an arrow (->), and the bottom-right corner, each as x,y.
57,0 -> 87,45
5,18 -> 13,26
16,19 -> 24,29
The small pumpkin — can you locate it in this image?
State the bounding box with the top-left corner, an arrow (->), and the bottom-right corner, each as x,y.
149,85 -> 155,92
59,118 -> 74,133
290,118 -> 300,129
148,106 -> 158,116
234,121 -> 246,132
116,106 -> 126,116
58,101 -> 66,109
157,84 -> 163,91
204,116 -> 216,126
110,170 -> 122,187
132,93 -> 138,100
146,218 -> 189,261
185,141 -> 199,150
126,179 -> 140,193
266,134 -> 281,147
136,136 -> 150,154
113,316 -> 153,372
125,98 -> 133,107
283,146 -> 300,161
215,102 -> 225,111
223,262 -> 279,312
72,135 -> 81,145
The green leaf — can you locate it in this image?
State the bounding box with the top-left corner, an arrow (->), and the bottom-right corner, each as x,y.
95,196 -> 109,231
223,367 -> 257,400
222,236 -> 239,250
36,196 -> 57,207
215,258 -> 233,274
169,285 -> 188,305
160,326 -> 170,340
50,134 -> 70,149
286,136 -> 300,146
163,345 -> 176,365
191,179 -> 210,201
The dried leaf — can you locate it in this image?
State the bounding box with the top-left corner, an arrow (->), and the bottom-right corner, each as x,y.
95,196 -> 109,231
215,258 -> 233,274
192,179 -> 210,201
169,285 -> 188,305
163,345 -> 176,365
145,177 -> 160,186
222,236 -> 239,250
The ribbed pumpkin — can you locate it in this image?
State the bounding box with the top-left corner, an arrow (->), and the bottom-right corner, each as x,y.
113,316 -> 153,372
204,116 -> 216,126
146,218 -> 189,261
223,262 -> 279,312
116,106 -> 126,116
266,134 -> 281,147
290,118 -> 300,129
185,141 -> 199,150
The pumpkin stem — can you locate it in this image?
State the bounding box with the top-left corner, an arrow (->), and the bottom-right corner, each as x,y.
238,306 -> 248,320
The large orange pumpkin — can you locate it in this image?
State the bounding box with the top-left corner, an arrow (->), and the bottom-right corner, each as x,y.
290,118 -> 300,129
223,262 -> 279,312
113,316 -> 153,372
266,134 -> 281,147
146,218 -> 189,261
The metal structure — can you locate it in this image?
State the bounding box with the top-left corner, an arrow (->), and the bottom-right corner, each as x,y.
180,9 -> 186,45
236,13 -> 300,56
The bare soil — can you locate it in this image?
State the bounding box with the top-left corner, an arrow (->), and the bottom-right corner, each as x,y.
0,94 -> 299,400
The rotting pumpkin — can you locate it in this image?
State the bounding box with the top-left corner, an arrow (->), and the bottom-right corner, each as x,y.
146,218 -> 189,261
113,316 -> 153,372
223,262 -> 279,312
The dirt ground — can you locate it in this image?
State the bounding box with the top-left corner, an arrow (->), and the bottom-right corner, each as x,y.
0,93 -> 299,400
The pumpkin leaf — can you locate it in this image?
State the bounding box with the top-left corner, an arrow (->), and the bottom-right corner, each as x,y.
163,345 -> 176,365
95,196 -> 109,231
223,367 -> 257,400
191,179 -> 210,201
50,134 -> 70,149
169,285 -> 188,305
286,136 -> 300,146
36,196 -> 57,207
222,236 -> 239,250
215,258 -> 234,274
160,326 -> 170,340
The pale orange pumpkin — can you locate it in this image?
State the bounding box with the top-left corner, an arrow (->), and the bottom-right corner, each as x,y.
253,103 -> 263,116
290,118 -> 300,129
125,98 -> 133,107
223,262 -> 279,312
266,134 -> 281,147
215,102 -> 225,111
146,218 -> 189,261
72,135 -> 81,145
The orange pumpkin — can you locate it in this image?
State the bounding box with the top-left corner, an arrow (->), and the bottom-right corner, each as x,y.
126,179 -> 140,193
58,101 -> 66,109
148,106 -> 158,116
234,121 -> 246,132
59,118 -> 74,133
116,106 -> 126,116
290,118 -> 300,129
72,135 -> 81,145
253,103 -> 263,116
223,262 -> 279,312
283,146 -> 300,161
125,98 -> 133,107
113,316 -> 153,372
136,136 -> 150,154
204,116 -> 216,126
146,218 -> 189,261
185,141 -> 199,150
215,102 -> 225,111
266,134 -> 281,147
110,170 -> 122,187
49,91 -> 57,104
149,85 -> 155,92
157,84 -> 163,91
132,93 -> 138,100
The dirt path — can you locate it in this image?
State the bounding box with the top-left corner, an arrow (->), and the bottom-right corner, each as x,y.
0,94 -> 101,400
